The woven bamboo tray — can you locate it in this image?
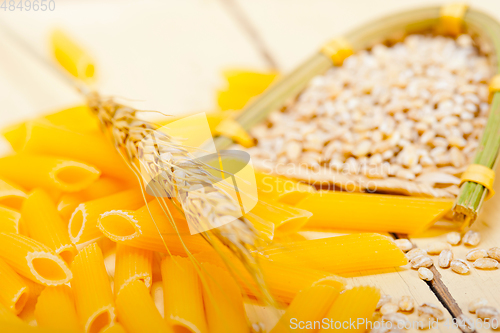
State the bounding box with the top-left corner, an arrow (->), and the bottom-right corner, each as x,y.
213,4 -> 500,228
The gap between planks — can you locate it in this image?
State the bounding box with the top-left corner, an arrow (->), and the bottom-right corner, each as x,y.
394,233 -> 474,333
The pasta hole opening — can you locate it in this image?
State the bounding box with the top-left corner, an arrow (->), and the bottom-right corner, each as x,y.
99,215 -> 137,238
14,289 -> 29,314
89,311 -> 111,333
31,257 -> 67,281
70,210 -> 84,240
59,248 -> 76,264
172,325 -> 195,333
55,166 -> 95,186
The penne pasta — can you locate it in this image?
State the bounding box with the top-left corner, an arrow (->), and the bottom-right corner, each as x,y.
0,178 -> 27,210
0,154 -> 100,193
34,285 -> 81,331
255,172 -> 315,206
22,189 -> 77,263
245,197 -> 312,235
161,256 -> 208,333
193,250 -> 345,304
71,243 -> 115,333
114,243 -> 153,297
270,285 -> 340,333
258,233 -> 408,274
202,262 -> 249,333
0,204 -> 21,234
116,280 -> 171,333
98,199 -> 211,255
69,189 -> 147,244
57,176 -> 129,220
295,191 -> 453,234
0,301 -> 23,323
17,277 -> 45,328
51,29 -> 95,81
0,257 -> 30,314
1,106 -> 99,152
101,323 -> 127,333
0,232 -> 72,286
20,121 -> 134,181
151,281 -> 164,318
318,287 -> 380,333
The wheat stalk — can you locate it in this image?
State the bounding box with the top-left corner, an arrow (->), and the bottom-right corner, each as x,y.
86,91 -> 274,304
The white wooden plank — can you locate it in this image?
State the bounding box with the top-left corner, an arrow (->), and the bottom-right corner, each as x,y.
234,0 -> 500,72
0,0 -> 267,126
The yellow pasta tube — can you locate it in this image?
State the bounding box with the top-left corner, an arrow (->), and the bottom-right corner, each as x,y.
69,189 -> 147,244
0,205 -> 21,234
34,285 -> 81,331
0,178 -> 27,210
2,106 -> 99,152
101,323 -> 127,333
270,285 -> 340,333
222,69 -> 278,94
51,29 -> 95,81
21,121 -> 134,181
114,244 -> 153,297
296,191 -> 454,234
202,262 -> 249,333
193,250 -> 345,304
116,280 -> 171,333
0,257 -> 29,314
161,256 -> 207,333
246,197 -> 312,235
72,243 -> 115,333
58,176 -> 130,220
98,200 -> 211,255
22,189 -> 77,263
318,287 -> 380,333
0,232 -> 72,286
258,233 -> 408,274
255,172 -> 315,205
0,154 -> 100,193
0,301 -> 23,323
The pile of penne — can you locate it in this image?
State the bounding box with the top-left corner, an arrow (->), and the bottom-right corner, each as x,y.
0,106 -> 408,333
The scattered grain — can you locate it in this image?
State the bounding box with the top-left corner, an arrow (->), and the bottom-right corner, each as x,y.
450,259 -> 470,274
476,306 -> 500,320
394,239 -> 413,252
446,231 -> 461,245
398,296 -> 414,312
488,247 -> 500,261
469,298 -> 489,313
465,248 -> 488,261
463,230 -> 481,246
406,248 -> 427,261
426,241 -> 451,255
380,303 -> 399,315
418,267 -> 434,281
473,258 -> 499,269
438,249 -> 453,268
410,255 -> 433,269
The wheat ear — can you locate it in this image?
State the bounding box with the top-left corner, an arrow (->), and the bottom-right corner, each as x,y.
86,91 -> 274,304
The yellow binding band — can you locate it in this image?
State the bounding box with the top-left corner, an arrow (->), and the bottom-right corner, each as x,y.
214,118 -> 254,148
460,164 -> 495,200
440,3 -> 468,37
320,38 -> 353,66
489,74 -> 500,97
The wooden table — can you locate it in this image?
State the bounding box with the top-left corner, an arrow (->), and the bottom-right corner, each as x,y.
1,1 -> 499,332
